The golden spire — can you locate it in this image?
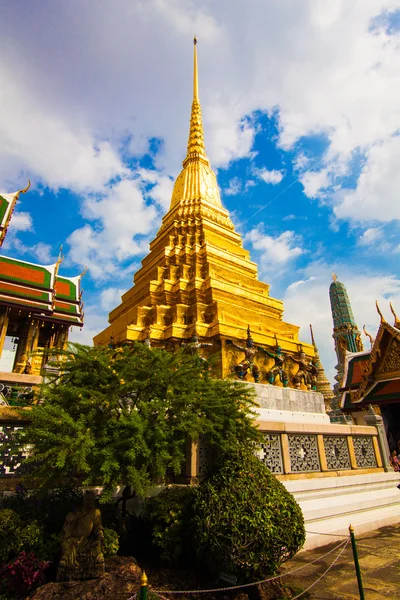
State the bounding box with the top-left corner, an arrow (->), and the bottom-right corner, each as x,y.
332,273 -> 338,282
309,324 -> 334,411
168,37 -> 223,211
183,36 -> 208,165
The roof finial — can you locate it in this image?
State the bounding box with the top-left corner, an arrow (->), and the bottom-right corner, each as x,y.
363,325 -> 374,348
55,244 -> 64,277
375,300 -> 386,323
332,273 -> 338,282
309,324 -> 316,347
19,180 -> 31,195
389,302 -> 400,327
79,265 -> 88,279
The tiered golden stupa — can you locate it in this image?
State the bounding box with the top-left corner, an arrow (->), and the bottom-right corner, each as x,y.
94,39 -> 316,384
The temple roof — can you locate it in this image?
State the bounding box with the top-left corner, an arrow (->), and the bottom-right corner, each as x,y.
0,255 -> 84,326
340,315 -> 400,409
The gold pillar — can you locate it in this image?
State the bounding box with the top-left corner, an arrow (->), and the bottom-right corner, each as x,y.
281,433 -> 291,473
14,319 -> 38,373
0,307 -> 10,358
346,436 -> 358,470
317,434 -> 328,471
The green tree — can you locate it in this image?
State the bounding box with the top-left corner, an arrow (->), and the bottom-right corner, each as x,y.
13,343 -> 259,501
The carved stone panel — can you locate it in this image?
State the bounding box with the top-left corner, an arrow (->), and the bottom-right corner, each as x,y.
255,434 -> 283,474
288,434 -> 320,472
323,435 -> 351,470
353,436 -> 377,468
0,425 -> 27,476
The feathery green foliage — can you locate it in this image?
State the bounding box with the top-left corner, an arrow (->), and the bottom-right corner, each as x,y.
13,343 -> 259,500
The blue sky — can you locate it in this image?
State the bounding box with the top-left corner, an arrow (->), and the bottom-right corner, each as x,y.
1,0 -> 400,383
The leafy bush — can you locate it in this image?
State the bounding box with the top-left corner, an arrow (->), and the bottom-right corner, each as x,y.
193,447 -> 305,582
145,486 -> 197,564
0,551 -> 49,598
103,527 -> 119,557
0,509 -> 42,564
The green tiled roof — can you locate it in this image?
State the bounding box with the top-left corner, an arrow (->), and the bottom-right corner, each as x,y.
0,256 -> 54,289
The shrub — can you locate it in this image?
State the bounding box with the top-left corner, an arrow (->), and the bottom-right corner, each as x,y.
0,509 -> 42,564
0,551 -> 49,598
145,486 -> 197,564
193,447 -> 305,582
103,527 -> 119,557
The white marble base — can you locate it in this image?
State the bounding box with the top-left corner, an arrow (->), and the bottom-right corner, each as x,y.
238,381 -> 330,424
256,408 -> 329,424
284,472 -> 400,550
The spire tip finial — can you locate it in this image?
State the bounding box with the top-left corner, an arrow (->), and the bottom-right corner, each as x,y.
375,300 -> 386,323
389,302 -> 400,327
332,273 -> 338,282
193,35 -> 197,45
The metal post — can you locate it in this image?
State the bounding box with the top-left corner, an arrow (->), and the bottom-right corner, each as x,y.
349,525 -> 365,600
140,570 -> 148,600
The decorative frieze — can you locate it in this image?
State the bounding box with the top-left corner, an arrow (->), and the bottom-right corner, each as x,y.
288,434 -> 321,472
323,435 -> 351,470
353,436 -> 377,468
256,434 -> 283,474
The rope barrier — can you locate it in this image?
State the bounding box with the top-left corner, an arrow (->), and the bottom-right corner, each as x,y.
305,530 -> 348,538
290,539 -> 350,599
149,538 -> 348,595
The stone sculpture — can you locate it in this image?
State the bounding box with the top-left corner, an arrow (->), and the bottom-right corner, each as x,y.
57,490 -> 105,581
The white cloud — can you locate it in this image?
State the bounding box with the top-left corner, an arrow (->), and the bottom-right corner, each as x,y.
69,306 -> 110,347
1,0 -> 399,227
138,169 -> 174,211
245,228 -> 304,273
9,211 -> 33,232
33,242 -> 54,263
256,168 -> 285,185
100,287 -> 127,311
67,179 -> 157,280
335,137 -> 400,223
300,168 -> 331,199
223,177 -> 242,196
358,227 -> 383,247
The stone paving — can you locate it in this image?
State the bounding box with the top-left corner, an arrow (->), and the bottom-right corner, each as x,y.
280,524 -> 400,599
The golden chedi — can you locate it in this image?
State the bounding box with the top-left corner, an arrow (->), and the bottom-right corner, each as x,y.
94,39 -> 316,387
